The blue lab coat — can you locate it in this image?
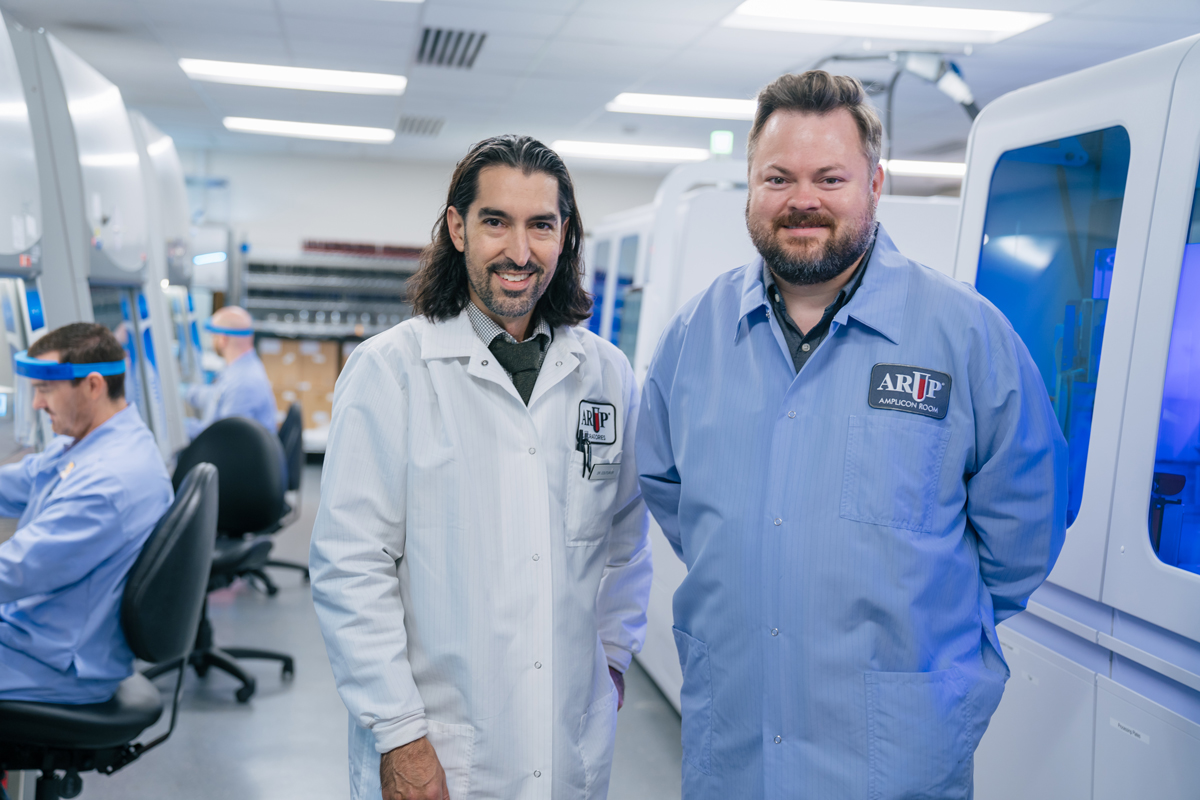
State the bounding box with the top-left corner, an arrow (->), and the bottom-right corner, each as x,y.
0,406 -> 172,703
637,226 -> 1068,799
186,349 -> 278,439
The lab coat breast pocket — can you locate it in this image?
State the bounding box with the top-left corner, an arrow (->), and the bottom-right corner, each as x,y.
840,414 -> 951,533
565,449 -> 622,547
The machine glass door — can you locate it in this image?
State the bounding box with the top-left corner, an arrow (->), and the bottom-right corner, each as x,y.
90,285 -> 152,426
0,278 -> 29,464
609,234 -> 639,349
587,239 -> 611,336
1146,168 -> 1200,575
974,126 -> 1131,528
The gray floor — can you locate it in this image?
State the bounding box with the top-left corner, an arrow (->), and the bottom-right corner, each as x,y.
68,462 -> 682,800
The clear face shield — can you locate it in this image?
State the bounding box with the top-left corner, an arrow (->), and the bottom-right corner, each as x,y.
13,350 -> 126,446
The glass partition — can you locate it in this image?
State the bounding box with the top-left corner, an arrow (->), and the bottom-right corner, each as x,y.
609,234 -> 639,348
1147,165 -> 1200,574
587,239 -> 611,335
90,285 -> 151,423
974,126 -> 1131,526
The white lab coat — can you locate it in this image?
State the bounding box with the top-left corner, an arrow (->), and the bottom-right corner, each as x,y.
310,308 -> 652,800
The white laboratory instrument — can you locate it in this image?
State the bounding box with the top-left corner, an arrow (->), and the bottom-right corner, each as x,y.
7,22 -> 188,457
0,11 -> 43,463
957,34 -> 1200,800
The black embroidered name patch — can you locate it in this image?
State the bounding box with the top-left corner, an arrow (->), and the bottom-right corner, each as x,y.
868,364 -> 952,420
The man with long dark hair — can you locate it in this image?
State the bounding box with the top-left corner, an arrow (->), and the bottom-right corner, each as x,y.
311,135 -> 652,800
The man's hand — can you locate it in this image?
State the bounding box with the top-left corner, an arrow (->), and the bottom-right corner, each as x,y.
380,737 -> 449,800
610,666 -> 625,711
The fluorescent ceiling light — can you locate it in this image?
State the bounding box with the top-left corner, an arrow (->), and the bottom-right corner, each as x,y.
223,117 -> 396,144
551,140 -> 710,163
180,59 -> 407,95
193,251 -> 227,266
723,0 -> 1052,44
882,159 -> 966,178
606,93 -> 756,121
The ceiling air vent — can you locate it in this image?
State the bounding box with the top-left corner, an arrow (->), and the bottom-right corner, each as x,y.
417,28 -> 485,69
397,116 -> 445,137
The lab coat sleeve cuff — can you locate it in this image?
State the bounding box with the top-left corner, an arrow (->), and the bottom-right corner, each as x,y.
372,712 -> 429,754
604,643 -> 634,673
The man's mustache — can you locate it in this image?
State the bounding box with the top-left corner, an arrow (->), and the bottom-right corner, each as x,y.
488,259 -> 542,275
773,212 -> 836,231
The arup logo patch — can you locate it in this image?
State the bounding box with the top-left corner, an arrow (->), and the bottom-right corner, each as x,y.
577,400 -> 617,444
868,364 -> 952,420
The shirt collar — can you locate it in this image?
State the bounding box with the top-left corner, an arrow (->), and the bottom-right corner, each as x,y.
420,306 -> 564,362
466,301 -> 551,348
832,223 -> 909,345
760,230 -> 873,316
61,405 -> 144,458
737,222 -> 906,345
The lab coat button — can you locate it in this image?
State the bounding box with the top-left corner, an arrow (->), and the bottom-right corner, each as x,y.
771,628 -> 779,636
774,735 -> 782,744
529,447 -> 536,455
532,553 -> 540,561
482,359 -> 489,366
556,361 -> 562,367
787,411 -> 796,419
534,661 -> 542,669
534,770 -> 542,778
773,518 -> 782,526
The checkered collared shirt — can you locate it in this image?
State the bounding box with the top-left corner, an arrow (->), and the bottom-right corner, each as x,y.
466,302 -> 553,379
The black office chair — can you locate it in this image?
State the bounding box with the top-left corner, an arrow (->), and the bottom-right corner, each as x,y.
265,402 -> 309,583
0,463 -> 218,800
146,417 -> 294,702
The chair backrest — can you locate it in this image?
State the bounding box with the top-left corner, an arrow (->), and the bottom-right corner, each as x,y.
278,402 -> 303,492
174,417 -> 287,535
121,463 -> 218,664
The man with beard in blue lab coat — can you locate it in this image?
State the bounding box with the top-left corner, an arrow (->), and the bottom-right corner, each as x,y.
184,305 -> 277,439
0,322 -> 172,705
637,71 -> 1067,799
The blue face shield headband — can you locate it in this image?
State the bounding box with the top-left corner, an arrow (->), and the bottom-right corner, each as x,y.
204,320 -> 254,337
14,350 -> 127,381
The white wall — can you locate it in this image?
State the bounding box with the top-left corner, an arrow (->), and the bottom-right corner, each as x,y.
178,150 -> 662,255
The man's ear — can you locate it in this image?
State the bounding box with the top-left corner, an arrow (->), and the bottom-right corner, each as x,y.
85,372 -> 108,400
447,205 -> 467,254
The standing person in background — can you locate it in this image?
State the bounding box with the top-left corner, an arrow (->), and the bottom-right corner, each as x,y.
637,71 -> 1067,799
310,134 -> 652,800
184,305 -> 277,439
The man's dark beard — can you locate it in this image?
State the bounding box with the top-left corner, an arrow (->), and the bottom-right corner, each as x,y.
748,206 -> 875,286
467,254 -> 547,319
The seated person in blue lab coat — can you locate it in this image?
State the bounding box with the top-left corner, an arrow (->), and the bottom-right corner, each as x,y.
184,305 -> 277,439
0,322 -> 172,704
638,71 -> 1068,800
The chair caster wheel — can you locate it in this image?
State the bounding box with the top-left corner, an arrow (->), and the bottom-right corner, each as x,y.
236,684 -> 255,703
194,663 -> 209,678
282,663 -> 295,681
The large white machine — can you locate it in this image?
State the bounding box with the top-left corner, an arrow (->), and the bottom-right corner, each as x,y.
584,163 -> 962,709
5,18 -> 190,458
0,14 -> 46,465
959,35 -> 1200,800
